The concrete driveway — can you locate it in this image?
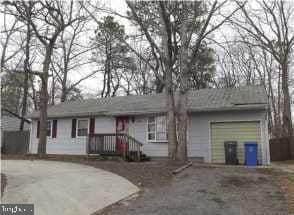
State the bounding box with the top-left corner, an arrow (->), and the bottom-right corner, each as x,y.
1,160 -> 140,215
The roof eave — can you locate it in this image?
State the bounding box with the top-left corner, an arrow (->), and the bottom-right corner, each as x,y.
29,104 -> 267,119
188,104 -> 268,113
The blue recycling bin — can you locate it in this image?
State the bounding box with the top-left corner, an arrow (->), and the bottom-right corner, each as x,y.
244,141 -> 258,166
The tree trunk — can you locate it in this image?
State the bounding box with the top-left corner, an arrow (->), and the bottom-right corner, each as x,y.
176,13 -> 189,161
37,47 -> 51,156
155,78 -> 165,93
267,69 -> 277,134
159,3 -> 178,161
30,75 -> 38,110
277,67 -> 282,136
60,39 -> 69,103
51,72 -> 55,105
281,63 -> 292,137
20,71 -> 29,130
60,87 -> 67,102
19,22 -> 31,131
166,66 -> 178,161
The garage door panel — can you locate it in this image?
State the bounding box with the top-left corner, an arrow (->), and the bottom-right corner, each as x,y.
212,127 -> 260,130
212,135 -> 260,140
211,121 -> 261,164
212,121 -> 259,127
212,130 -> 260,134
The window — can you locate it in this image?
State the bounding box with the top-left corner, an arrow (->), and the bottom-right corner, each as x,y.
46,121 -> 52,137
77,119 -> 88,137
147,116 -> 167,141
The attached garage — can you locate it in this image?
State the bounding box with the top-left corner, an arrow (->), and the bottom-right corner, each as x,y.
210,121 -> 262,164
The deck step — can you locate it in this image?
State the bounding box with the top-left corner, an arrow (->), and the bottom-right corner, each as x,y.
126,152 -> 150,162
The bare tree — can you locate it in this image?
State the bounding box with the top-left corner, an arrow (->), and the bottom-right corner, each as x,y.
129,0 -> 243,161
215,37 -> 282,136
231,0 -> 294,137
5,0 -> 81,155
19,3 -> 33,130
81,1 -> 166,94
90,15 -> 136,98
0,6 -> 18,74
50,3 -> 96,103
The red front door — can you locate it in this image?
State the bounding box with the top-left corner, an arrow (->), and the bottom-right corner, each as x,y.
116,117 -> 129,153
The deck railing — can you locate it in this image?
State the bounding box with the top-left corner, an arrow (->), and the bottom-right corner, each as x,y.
87,133 -> 143,161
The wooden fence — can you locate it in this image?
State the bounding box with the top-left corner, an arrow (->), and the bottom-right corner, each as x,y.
269,137 -> 294,161
1,131 -> 30,154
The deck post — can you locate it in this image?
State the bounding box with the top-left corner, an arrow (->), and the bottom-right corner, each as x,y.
84,133 -> 143,161
86,134 -> 89,154
123,134 -> 127,161
137,143 -> 140,162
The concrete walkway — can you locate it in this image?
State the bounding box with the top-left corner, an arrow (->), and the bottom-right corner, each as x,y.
1,160 -> 139,215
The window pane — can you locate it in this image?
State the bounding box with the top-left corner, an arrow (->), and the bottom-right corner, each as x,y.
78,120 -> 88,129
78,128 -> 88,136
47,121 -> 51,137
156,132 -> 166,141
156,116 -> 166,132
148,117 -> 155,123
148,133 -> 155,140
148,124 -> 155,132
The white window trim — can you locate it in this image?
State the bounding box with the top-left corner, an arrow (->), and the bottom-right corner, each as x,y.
76,118 -> 89,138
147,116 -> 168,143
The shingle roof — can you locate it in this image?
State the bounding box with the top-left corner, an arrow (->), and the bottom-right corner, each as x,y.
2,109 -> 31,123
29,86 -> 268,119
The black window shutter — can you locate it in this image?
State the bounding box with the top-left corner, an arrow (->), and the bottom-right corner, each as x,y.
52,120 -> 57,138
71,119 -> 77,138
37,121 -> 40,138
89,118 -> 95,134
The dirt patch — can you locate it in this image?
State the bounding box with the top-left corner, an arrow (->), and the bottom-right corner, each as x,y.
97,165 -> 288,215
2,154 -> 174,188
281,160 -> 294,165
78,160 -> 174,188
221,174 -> 267,188
276,173 -> 294,213
1,173 -> 7,196
211,197 -> 226,208
271,161 -> 294,213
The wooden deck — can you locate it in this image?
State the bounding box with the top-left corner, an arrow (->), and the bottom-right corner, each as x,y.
87,133 -> 143,161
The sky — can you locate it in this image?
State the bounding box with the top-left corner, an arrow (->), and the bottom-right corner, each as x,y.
1,0 -> 294,108
61,0 -> 131,98
74,0 -> 239,97
0,0 -> 244,98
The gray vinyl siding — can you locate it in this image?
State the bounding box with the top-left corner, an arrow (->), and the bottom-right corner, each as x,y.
1,115 -> 30,131
129,116 -> 168,157
188,110 -> 268,163
30,117 -> 115,155
130,110 -> 267,162
29,109 -> 269,164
